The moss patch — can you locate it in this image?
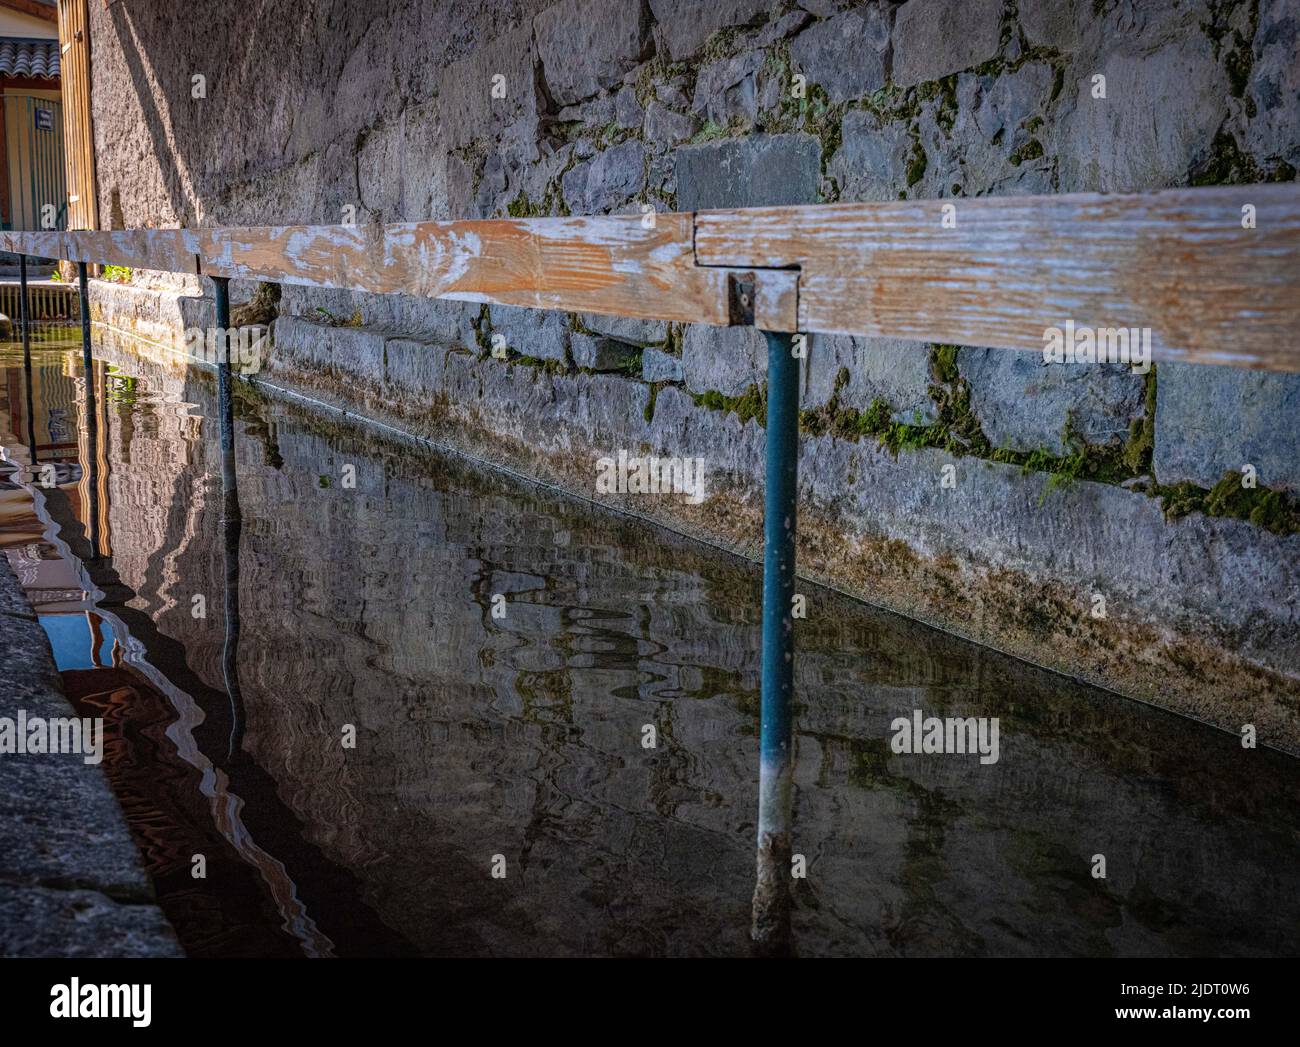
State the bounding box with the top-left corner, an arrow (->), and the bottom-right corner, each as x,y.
1008,138 -> 1044,166
511,354 -> 570,377
309,306 -> 364,328
693,383 -> 768,427
1191,129 -> 1296,186
1123,366 -> 1157,474
644,381 -> 662,424
1154,472 -> 1300,534
905,128 -> 928,187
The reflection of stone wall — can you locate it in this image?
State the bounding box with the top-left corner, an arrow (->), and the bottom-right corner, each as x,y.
86,1 -> 1300,736
86,341 -> 1300,956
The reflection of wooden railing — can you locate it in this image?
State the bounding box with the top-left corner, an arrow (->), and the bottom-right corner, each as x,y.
0,282 -> 77,322
2,181 -> 1298,372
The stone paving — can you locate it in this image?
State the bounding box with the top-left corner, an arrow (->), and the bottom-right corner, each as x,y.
0,560 -> 181,957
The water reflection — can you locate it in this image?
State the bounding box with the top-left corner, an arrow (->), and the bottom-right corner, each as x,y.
1,338 -> 1298,957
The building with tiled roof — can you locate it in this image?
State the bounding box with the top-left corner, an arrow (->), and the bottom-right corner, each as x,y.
0,0 -> 62,232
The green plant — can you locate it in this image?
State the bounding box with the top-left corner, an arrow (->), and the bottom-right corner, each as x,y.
310,306 -> 364,327
102,265 -> 132,283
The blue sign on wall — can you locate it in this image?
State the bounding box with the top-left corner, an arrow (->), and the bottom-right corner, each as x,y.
35,108 -> 53,131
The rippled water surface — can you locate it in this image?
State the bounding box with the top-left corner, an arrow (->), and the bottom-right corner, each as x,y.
2,338 -> 1298,957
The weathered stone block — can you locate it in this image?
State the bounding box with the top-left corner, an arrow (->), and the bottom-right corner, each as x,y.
273,316 -> 387,385
676,133 -> 821,210
615,85 -> 644,128
0,887 -> 183,958
757,9 -> 814,48
438,22 -> 538,152
830,109 -> 914,200
357,119 -> 404,219
396,101 -> 448,221
535,0 -> 651,106
1246,0 -> 1300,171
692,50 -> 766,126
1020,0 -> 1087,52
643,346 -> 684,383
789,8 -> 890,103
892,0 -> 1003,87
644,101 -> 699,147
580,314 -> 669,346
475,152 -> 508,216
648,385 -> 765,482
1154,363 -> 1300,493
654,78 -> 691,109
488,305 -> 570,363
649,0 -> 772,60
1053,31 -> 1226,192
384,338 -> 449,399
961,349 -> 1146,456
562,140 -> 645,213
914,63 -> 1056,197
682,325 -> 765,396
445,154 -> 477,220
574,334 -> 640,372
280,287 -> 478,349
802,335 -> 938,424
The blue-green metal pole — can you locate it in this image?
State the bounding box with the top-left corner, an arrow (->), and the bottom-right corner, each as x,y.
18,253 -> 29,339
211,276 -> 245,760
752,329 -> 799,947
77,261 -> 91,371
212,277 -> 237,500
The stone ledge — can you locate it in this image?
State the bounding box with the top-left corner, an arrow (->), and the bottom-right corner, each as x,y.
0,884 -> 182,959
0,560 -> 182,958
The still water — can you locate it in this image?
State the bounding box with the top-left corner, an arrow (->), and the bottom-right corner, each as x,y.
1,336 -> 1297,957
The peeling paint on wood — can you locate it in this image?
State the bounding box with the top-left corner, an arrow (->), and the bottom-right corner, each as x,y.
2,183 -> 1297,370
696,184 -> 1300,373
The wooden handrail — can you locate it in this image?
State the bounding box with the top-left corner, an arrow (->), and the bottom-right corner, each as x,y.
3,182 -> 1297,372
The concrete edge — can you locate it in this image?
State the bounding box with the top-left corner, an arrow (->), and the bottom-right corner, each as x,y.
0,554 -> 183,958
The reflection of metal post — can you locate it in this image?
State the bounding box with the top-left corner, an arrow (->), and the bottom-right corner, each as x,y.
78,261 -> 101,559
212,276 -> 245,759
751,329 -> 798,951
18,253 -> 29,339
19,254 -> 37,467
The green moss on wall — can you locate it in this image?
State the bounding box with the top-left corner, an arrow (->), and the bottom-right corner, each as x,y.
1154,473 -> 1300,534
1192,130 -> 1296,186
693,383 -> 768,427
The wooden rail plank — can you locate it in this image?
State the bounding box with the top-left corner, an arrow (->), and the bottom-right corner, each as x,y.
3,183 -> 1298,372
0,228 -> 203,274
0,214 -> 799,330
695,183 -> 1300,372
193,212 -> 752,327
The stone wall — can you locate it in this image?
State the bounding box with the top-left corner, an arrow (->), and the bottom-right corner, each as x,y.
86,1 -> 1300,736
